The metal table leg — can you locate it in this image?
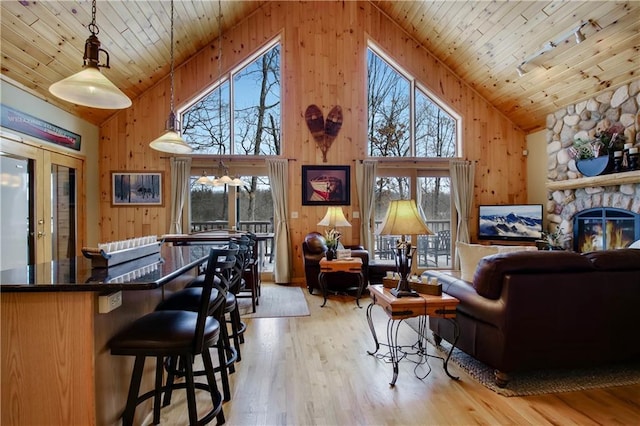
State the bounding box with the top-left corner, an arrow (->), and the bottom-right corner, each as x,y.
365,302 -> 380,355
318,271 -> 328,307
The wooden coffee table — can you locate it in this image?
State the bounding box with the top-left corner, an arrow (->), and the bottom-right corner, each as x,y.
318,257 -> 365,307
366,284 -> 460,386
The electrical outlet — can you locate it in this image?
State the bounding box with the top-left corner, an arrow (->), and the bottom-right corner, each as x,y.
353,211 -> 360,218
291,211 -> 298,219
98,291 -> 122,313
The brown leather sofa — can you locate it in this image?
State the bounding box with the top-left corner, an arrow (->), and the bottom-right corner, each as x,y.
302,232 -> 369,294
423,249 -> 640,386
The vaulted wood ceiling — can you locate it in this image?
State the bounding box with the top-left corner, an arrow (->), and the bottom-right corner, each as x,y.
1,1 -> 638,133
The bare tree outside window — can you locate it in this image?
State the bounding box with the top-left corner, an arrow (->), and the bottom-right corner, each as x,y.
367,45 -> 456,267
182,41 -> 281,231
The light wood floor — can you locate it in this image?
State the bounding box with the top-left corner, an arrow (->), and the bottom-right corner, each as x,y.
148,283 -> 640,425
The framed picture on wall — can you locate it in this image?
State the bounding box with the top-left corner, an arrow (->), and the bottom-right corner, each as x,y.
111,172 -> 163,206
302,165 -> 350,206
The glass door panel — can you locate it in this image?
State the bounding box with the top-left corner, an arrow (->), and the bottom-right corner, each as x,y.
0,137 -> 83,268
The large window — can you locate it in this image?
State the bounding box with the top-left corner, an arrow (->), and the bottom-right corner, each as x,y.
367,46 -> 458,158
184,39 -> 281,269
373,174 -> 452,268
368,43 -> 457,268
181,40 -> 281,156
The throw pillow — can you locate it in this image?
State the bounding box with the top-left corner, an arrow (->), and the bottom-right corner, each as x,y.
495,245 -> 538,254
456,241 -> 499,282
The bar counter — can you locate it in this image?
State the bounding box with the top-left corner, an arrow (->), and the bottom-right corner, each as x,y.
1,245 -> 211,426
0,244 -> 210,292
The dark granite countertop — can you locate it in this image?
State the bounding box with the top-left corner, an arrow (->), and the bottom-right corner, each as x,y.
0,245 -> 211,293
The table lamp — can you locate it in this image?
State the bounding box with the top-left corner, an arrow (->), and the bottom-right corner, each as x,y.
377,199 -> 433,297
318,206 -> 351,254
318,206 -> 351,229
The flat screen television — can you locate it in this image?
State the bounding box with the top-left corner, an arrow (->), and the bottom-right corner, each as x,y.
478,204 -> 543,242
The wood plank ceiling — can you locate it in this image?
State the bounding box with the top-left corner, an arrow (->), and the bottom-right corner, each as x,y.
1,1 -> 638,133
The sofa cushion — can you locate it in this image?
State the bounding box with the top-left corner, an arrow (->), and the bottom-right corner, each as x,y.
494,245 -> 538,254
457,242 -> 499,282
582,249 -> 640,271
473,251 -> 595,299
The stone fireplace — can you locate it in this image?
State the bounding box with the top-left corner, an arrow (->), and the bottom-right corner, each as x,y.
545,80 -> 640,252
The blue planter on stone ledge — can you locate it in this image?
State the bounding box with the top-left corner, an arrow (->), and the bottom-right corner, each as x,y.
576,155 -> 611,177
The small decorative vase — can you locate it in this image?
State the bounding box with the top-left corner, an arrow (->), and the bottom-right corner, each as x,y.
576,155 -> 611,177
326,248 -> 336,261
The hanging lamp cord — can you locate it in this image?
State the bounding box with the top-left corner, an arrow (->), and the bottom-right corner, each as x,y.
88,0 -> 98,36
217,0 -> 223,147
169,0 -> 176,115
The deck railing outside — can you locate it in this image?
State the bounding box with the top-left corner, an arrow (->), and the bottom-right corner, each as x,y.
191,220 -> 274,265
374,219 -> 452,268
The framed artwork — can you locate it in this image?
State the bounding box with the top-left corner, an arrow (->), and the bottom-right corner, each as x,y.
1,104 -> 82,151
111,172 -> 163,206
302,165 -> 350,206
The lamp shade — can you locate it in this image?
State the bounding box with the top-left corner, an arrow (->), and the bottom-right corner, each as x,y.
377,199 -> 432,236
49,66 -> 132,109
317,206 -> 351,228
195,172 -> 213,185
149,129 -> 193,154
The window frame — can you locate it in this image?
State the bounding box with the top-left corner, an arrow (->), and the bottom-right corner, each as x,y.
367,40 -> 462,160
373,162 -> 456,271
178,35 -> 283,156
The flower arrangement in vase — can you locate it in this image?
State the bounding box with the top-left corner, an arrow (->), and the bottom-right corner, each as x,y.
537,225 -> 571,250
570,124 -> 626,177
324,228 -> 341,260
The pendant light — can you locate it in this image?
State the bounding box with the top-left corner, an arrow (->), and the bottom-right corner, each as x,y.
208,0 -> 242,187
195,171 -> 214,186
49,0 -> 131,109
211,160 -> 245,187
149,0 -> 193,154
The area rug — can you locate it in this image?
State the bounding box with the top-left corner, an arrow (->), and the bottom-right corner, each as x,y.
404,318 -> 640,397
237,284 -> 310,318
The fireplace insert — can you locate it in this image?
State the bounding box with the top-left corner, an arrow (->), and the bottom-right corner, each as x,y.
573,207 -> 640,252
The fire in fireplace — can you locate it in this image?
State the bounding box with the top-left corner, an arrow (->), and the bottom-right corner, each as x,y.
573,208 -> 640,252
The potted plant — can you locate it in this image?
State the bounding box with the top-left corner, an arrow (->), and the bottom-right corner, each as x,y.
537,225 -> 571,250
324,228 -> 342,260
570,124 -> 626,177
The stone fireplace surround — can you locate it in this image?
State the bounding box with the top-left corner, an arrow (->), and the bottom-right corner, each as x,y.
545,79 -> 640,250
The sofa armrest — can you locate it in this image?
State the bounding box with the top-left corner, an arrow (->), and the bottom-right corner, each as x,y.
421,270 -> 506,329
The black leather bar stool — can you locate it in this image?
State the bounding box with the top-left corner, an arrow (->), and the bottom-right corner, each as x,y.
156,247 -> 237,402
190,241 -> 247,363
109,248 -> 234,426
234,234 -> 259,313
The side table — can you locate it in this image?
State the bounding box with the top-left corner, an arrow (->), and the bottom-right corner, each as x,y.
318,257 -> 365,307
366,284 -> 459,386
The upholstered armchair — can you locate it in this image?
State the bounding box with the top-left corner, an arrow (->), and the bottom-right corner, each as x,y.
302,232 -> 369,294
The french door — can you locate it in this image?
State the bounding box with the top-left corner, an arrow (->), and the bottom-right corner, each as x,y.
0,136 -> 85,269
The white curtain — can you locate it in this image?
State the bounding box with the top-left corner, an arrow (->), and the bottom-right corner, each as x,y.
267,158 -> 291,284
356,160 -> 378,254
450,159 -> 475,268
169,157 -> 192,234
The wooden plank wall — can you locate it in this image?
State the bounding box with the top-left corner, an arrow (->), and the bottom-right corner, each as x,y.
98,1 -> 526,282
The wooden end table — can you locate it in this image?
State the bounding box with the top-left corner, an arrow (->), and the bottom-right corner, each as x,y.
366,284 -> 460,386
318,257 -> 365,307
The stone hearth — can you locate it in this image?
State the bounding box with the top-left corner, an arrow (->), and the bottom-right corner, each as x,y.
545,80 -> 640,250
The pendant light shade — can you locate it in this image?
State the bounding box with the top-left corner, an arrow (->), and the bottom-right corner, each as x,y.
49,1 -> 131,109
149,0 -> 192,154
49,66 -> 132,109
149,112 -> 193,154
